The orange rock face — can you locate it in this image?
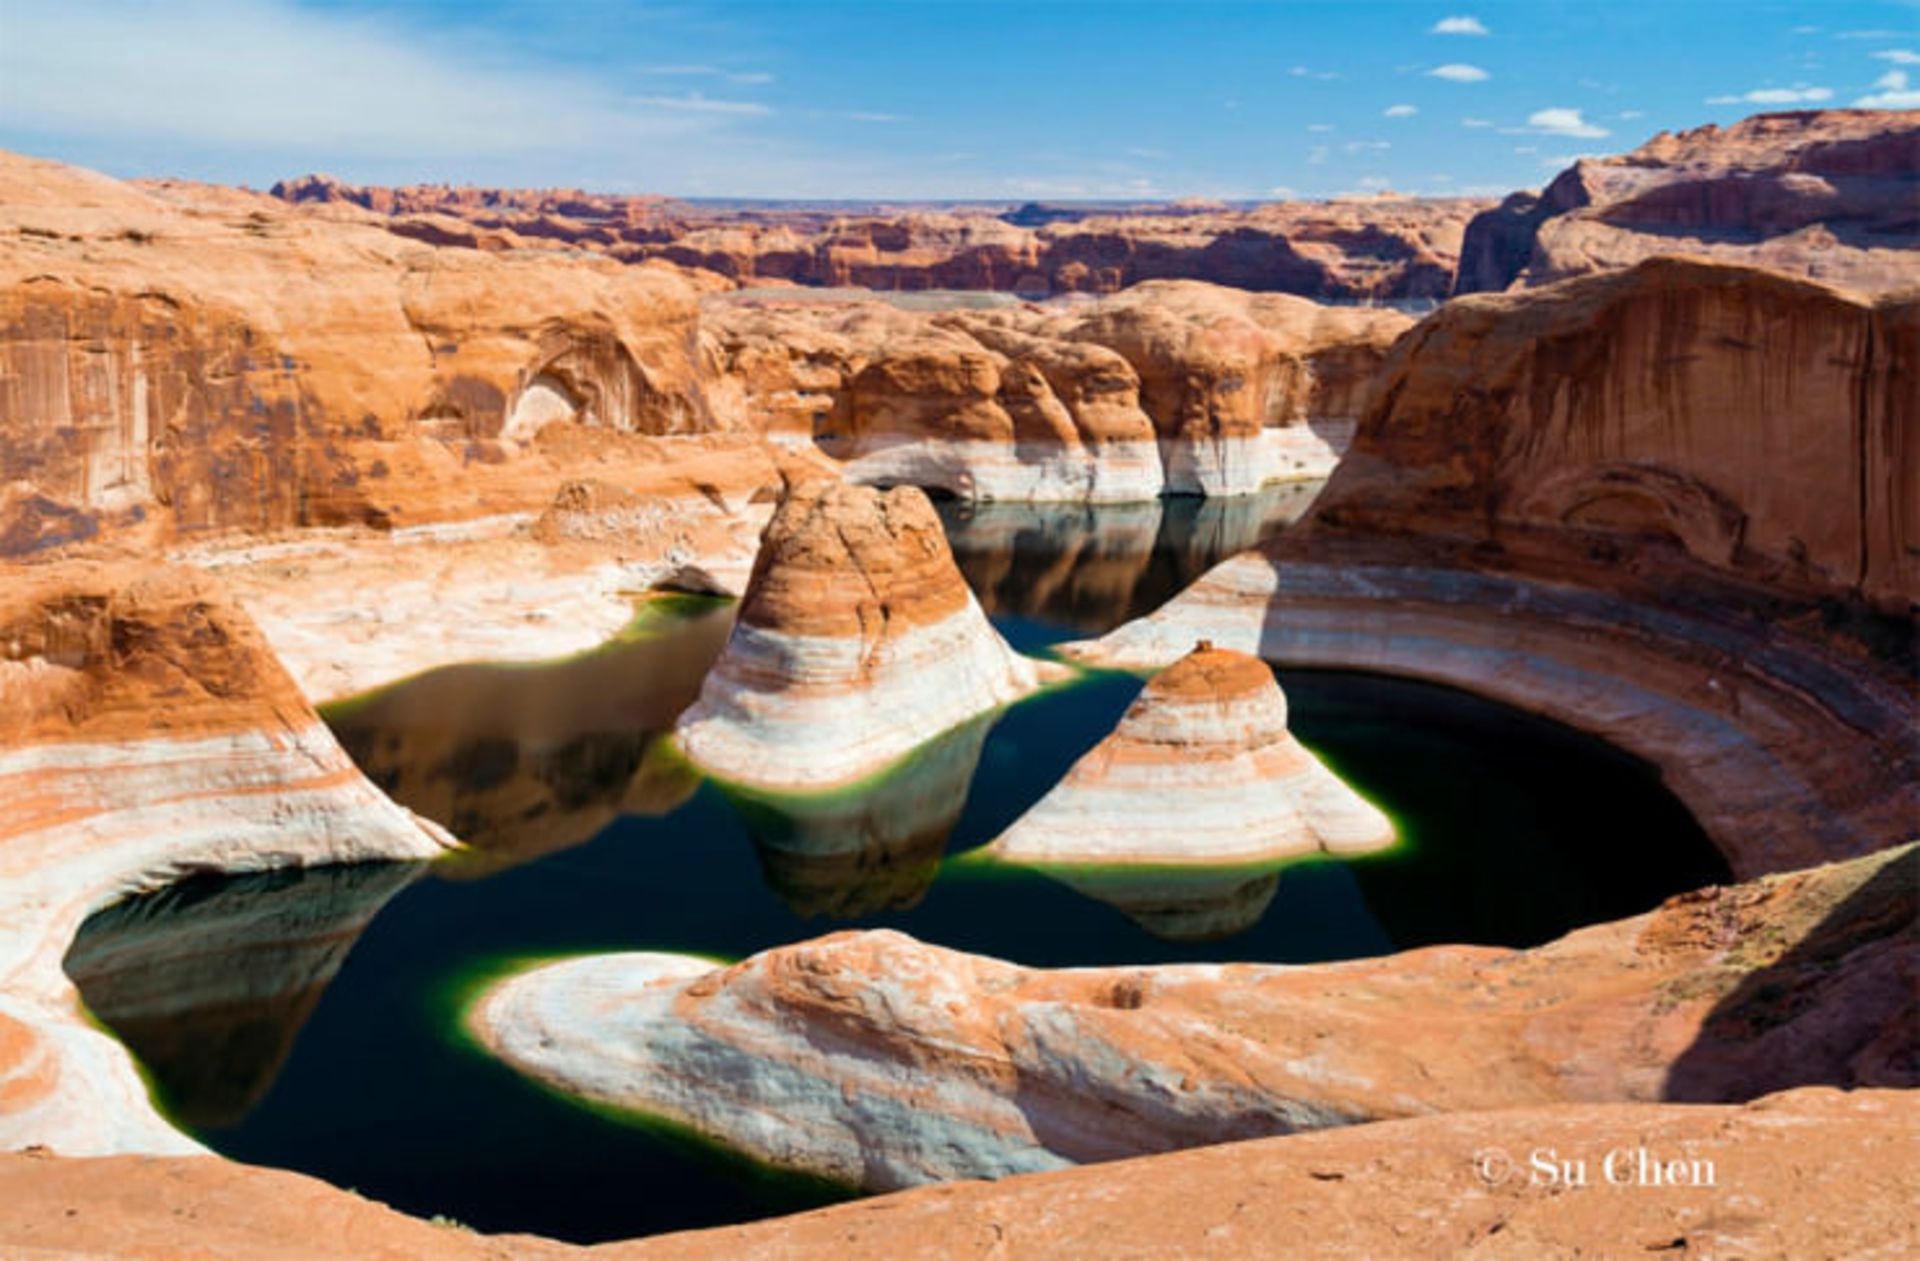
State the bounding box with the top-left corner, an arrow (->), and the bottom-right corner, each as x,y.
1457,109 -> 1920,295
0,150 -> 723,555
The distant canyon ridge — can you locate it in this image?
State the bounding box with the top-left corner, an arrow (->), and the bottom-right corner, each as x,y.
256,109 -> 1917,300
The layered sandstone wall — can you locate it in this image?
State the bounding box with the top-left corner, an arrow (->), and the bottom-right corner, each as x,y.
1073,259 -> 1920,877
0,151 -> 724,555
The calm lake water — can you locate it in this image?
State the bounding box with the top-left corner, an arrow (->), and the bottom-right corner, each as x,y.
67,488 -> 1729,1243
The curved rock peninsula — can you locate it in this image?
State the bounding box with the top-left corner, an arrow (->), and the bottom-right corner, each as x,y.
470,843 -> 1915,1191
675,483 -> 1058,790
989,645 -> 1392,867
0,563 -> 452,1156
1070,259 -> 1920,878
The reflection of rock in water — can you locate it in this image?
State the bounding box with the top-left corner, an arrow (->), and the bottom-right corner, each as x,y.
940,482 -> 1322,634
62,862 -> 421,1128
727,716 -> 995,918
327,597 -> 732,877
1043,867 -> 1282,942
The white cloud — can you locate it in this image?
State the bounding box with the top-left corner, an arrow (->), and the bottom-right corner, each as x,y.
842,111 -> 904,123
1289,65 -> 1341,81
1384,104 -> 1419,117
1346,139 -> 1392,152
0,0 -> 763,162
1267,185 -> 1298,199
1428,63 -> 1490,82
1307,145 -> 1330,165
1431,16 -> 1490,36
1461,117 -> 1493,128
1792,25 -> 1822,35
646,65 -> 775,86
1858,69 -> 1920,108
1870,49 -> 1920,65
1705,85 -> 1834,104
1356,176 -> 1393,190
1618,110 -> 1645,119
1524,108 -> 1610,139
1836,29 -> 1901,40
1306,123 -> 1336,132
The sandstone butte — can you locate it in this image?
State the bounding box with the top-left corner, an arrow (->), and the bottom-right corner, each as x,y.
469,842 -> 1915,1192
704,281 -> 1414,499
988,643 -> 1393,867
0,1087 -> 1910,1258
674,481 -> 1061,790
1456,108 -> 1919,295
0,563 -> 453,1158
1071,257 -> 1920,882
267,173 -> 1489,301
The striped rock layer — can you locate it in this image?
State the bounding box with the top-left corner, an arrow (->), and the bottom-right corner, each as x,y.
469,844 -> 1916,1193
990,646 -> 1392,867
0,563 -> 451,1156
675,483 -> 1055,790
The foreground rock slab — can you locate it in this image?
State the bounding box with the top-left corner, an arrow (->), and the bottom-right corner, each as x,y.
7,1088 -> 1910,1258
0,563 -> 452,1155
675,482 -> 1059,790
470,844 -> 1914,1191
989,643 -> 1392,866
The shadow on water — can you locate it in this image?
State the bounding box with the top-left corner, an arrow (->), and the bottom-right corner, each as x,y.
63,498 -> 1732,1242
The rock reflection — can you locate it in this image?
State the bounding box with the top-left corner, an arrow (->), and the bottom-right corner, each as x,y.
326,596 -> 732,878
725,716 -> 996,918
63,862 -> 423,1127
1038,866 -> 1285,942
938,481 -> 1322,634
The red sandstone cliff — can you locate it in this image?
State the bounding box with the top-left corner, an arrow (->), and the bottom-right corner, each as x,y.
1456,109 -> 1919,296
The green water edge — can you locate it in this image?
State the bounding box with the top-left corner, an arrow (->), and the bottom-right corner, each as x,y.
439,947 -> 860,1204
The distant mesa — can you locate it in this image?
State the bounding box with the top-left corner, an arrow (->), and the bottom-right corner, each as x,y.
988,643 -> 1393,867
674,482 -> 1062,791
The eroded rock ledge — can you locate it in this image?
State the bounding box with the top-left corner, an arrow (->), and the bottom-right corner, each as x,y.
470,844 -> 1915,1191
0,563 -> 452,1155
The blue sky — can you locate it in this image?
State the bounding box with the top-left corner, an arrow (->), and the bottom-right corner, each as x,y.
1,1 -> 1914,199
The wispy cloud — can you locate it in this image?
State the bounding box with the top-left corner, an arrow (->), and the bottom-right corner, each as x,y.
1518,108 -> 1610,139
1858,69 -> 1920,108
1431,16 -> 1490,36
1705,84 -> 1833,104
1618,109 -> 1645,119
0,0 -> 763,162
1305,123 -> 1336,132
843,111 -> 904,123
1384,104 -> 1419,117
1836,29 -> 1901,40
1289,65 -> 1341,81
1428,63 -> 1490,82
1346,139 -> 1392,152
1870,49 -> 1920,65
645,65 -> 775,86
1460,117 -> 1493,128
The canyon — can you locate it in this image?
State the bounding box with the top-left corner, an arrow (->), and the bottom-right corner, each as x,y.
0,105 -> 1915,1259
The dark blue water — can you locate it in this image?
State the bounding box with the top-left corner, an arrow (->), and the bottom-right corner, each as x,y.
65,496 -> 1729,1243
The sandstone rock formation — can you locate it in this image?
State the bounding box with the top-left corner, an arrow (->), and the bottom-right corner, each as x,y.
675,483 -> 1057,789
469,843 -> 1915,1191
0,150 -> 730,558
1456,109 -> 1919,295
0,563 -> 451,1156
704,282 -> 1412,500
4,1087 -> 1913,1258
989,645 -> 1392,866
269,178 -> 1490,300
1073,259 -> 1920,878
